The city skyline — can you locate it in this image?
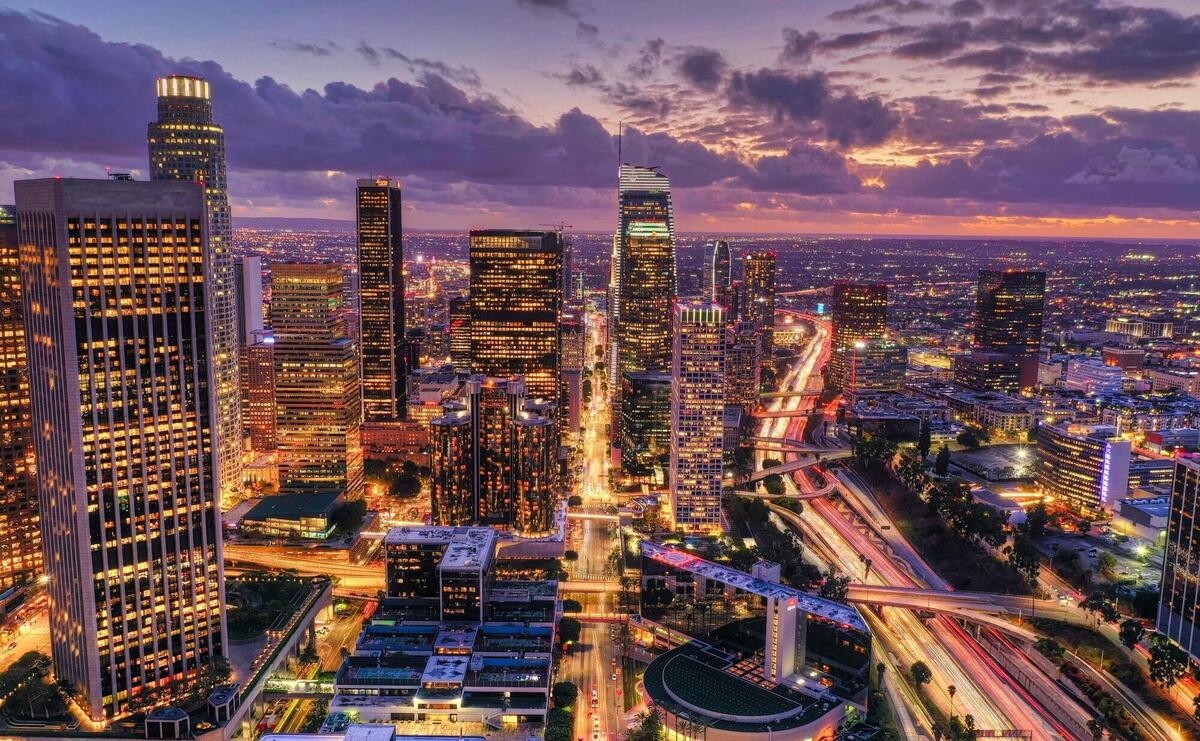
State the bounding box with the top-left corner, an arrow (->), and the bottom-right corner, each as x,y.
1,2 -> 1200,238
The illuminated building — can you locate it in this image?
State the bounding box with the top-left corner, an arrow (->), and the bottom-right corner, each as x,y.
148,74 -> 242,502
975,270 -> 1045,389
16,177 -> 226,719
243,336 -> 277,452
703,239 -> 731,306
429,376 -> 557,535
357,178 -> 407,421
743,251 -> 777,357
610,165 -> 676,453
670,302 -> 726,532
829,282 -> 887,390
0,204 -> 39,592
620,372 -> 672,483
469,230 -> 562,404
1064,357 -> 1124,396
1102,345 -> 1145,370
271,263 -> 364,500
725,319 -> 761,414
448,294 -> 471,373
953,350 -> 1021,394
1035,422 -> 1131,515
843,340 -> 908,394
1107,315 -> 1174,339
236,255 -> 264,344
1159,457 -> 1200,661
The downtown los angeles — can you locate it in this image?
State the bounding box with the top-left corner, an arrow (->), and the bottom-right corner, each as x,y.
0,2 -> 1199,741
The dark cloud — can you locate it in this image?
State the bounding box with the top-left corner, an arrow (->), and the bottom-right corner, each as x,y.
351,42 -> 480,87
676,47 -> 727,91
973,85 -> 1009,98
828,0 -> 933,21
627,38 -> 665,78
893,21 -> 971,59
739,145 -> 860,194
948,0 -> 984,17
355,41 -> 381,66
269,39 -> 337,57
779,28 -> 820,64
727,69 -> 898,147
514,0 -> 579,17
554,64 -> 604,88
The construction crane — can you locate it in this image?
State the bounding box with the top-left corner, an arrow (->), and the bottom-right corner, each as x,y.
539,222 -> 573,233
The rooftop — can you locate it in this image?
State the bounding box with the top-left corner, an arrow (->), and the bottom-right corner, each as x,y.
244,490 -> 342,521
263,726 -> 484,741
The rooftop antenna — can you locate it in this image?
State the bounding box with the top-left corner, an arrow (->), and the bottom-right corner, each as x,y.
618,120 -> 622,166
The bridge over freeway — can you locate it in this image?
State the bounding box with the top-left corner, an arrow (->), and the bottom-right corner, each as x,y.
759,390 -> 821,399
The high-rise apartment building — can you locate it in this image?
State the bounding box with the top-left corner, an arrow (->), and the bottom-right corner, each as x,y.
357,179 -> 406,421
0,204 -> 39,592
744,251 -> 777,358
1159,457 -> 1200,661
703,239 -> 731,306
829,282 -> 888,390
670,302 -> 726,532
975,270 -> 1045,389
16,178 -> 227,718
448,294 -> 472,373
725,319 -> 762,413
148,74 -> 242,502
272,263 -> 363,500
469,230 -> 563,404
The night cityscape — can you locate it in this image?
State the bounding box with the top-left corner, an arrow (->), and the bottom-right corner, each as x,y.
1,2 -> 1200,741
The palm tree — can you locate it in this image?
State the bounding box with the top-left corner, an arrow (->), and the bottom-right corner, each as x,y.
1086,717 -> 1105,741
947,684 -> 957,718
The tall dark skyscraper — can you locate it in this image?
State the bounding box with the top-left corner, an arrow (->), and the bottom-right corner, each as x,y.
356,178 -> 406,420
744,251 -> 777,358
147,74 -> 242,502
610,165 -> 676,458
703,239 -> 731,305
829,282 -> 888,390
16,178 -> 226,719
448,294 -> 472,373
1158,457 -> 1200,661
975,269 -> 1046,389
469,230 -> 563,404
0,204 -> 39,592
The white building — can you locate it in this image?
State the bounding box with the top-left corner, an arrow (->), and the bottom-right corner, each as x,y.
1064,357 -> 1124,396
670,301 -> 726,532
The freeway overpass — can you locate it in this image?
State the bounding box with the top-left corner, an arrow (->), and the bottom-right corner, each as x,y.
759,390 -> 821,399
847,584 -> 1086,625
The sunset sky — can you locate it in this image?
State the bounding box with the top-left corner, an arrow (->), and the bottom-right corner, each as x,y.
2,0 -> 1200,238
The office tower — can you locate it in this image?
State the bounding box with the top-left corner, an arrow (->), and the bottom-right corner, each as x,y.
16,178 -> 226,719
953,350 -> 1021,394
704,239 -> 731,306
1035,423 -> 1131,516
620,372 -> 673,482
1159,457 -> 1200,661
725,319 -> 762,413
744,251 -> 777,358
1063,357 -> 1124,395
449,294 -> 472,373
430,409 -> 475,526
272,263 -> 363,500
670,302 -> 726,532
383,526 -> 497,621
560,310 -> 585,437
428,376 -> 556,534
829,282 -> 888,390
148,74 -> 242,502
236,255 -> 264,344
469,230 -> 563,403
243,337 -> 277,452
0,205 -> 39,592
975,270 -> 1046,389
562,234 -> 574,301
843,340 -> 908,394
357,178 -> 407,421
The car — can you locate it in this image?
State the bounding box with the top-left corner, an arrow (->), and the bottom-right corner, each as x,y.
611,673 -> 617,681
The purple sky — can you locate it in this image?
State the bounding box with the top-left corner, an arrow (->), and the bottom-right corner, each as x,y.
2,0 -> 1200,237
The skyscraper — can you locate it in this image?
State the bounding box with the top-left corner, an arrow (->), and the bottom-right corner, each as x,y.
272,263 -> 364,500
610,165 -> 676,457
357,178 -> 407,421
0,204 -> 39,592
448,294 -> 472,373
16,178 -> 226,719
670,302 -> 726,532
620,371 -> 673,482
236,255 -> 264,345
975,270 -> 1046,390
148,74 -> 242,502
243,336 -> 277,452
744,251 -> 776,358
703,239 -> 731,306
430,408 -> 475,526
1159,457 -> 1200,661
829,282 -> 888,390
469,230 -> 563,403
725,319 -> 761,414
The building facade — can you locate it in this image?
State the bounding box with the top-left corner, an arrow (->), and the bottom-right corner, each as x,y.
271,263 -> 364,500
147,74 -> 242,502
975,270 -> 1045,389
0,204 -> 39,592
448,294 -> 471,373
670,302 -> 726,532
469,230 -> 562,405
356,179 -> 407,421
703,239 -> 731,306
724,319 -> 761,414
243,336 -> 277,452
16,178 -> 227,718
743,251 -> 777,359
829,282 -> 888,390
1035,422 -> 1131,515
620,371 -> 673,483
1159,458 -> 1200,661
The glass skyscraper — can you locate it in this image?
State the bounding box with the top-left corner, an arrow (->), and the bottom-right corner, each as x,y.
975,269 -> 1046,390
148,75 -> 242,503
356,178 -> 406,421
744,251 -> 777,358
703,239 -> 731,306
829,282 -> 888,390
16,178 -> 226,719
1158,457 -> 1200,661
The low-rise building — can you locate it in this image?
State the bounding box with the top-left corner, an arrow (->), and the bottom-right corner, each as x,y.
241,490 -> 342,540
1064,357 -> 1124,396
1114,494 -> 1170,545
1035,423 -> 1131,515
